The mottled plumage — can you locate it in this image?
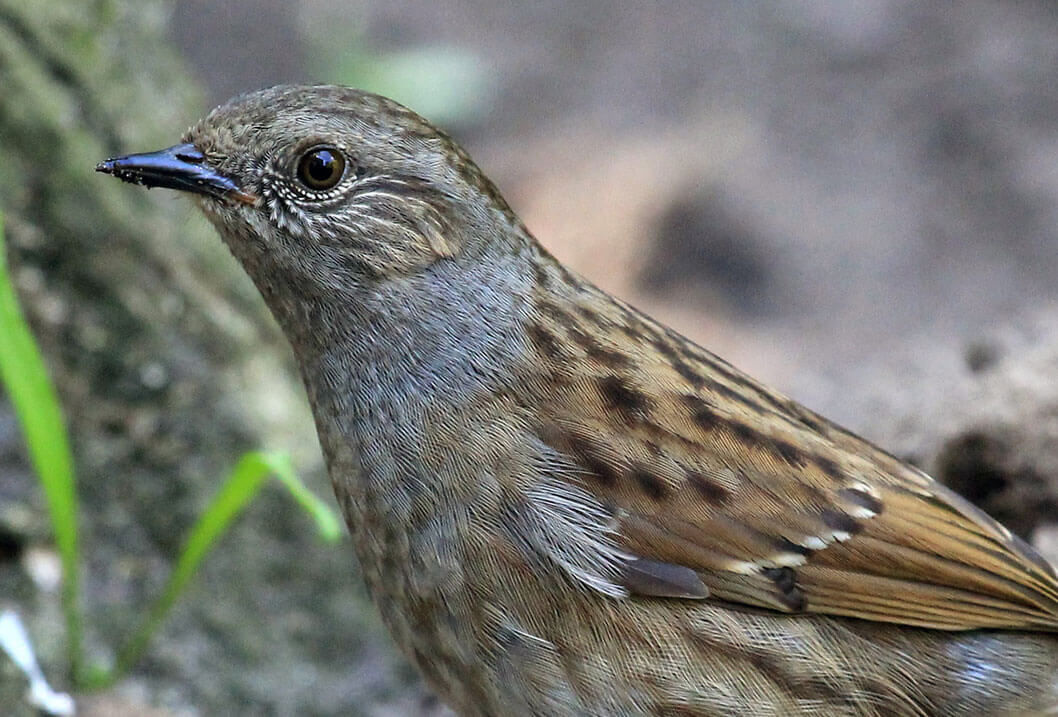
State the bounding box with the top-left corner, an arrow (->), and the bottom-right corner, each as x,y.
99,85 -> 1058,716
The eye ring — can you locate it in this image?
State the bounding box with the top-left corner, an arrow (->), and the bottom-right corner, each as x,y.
296,146 -> 346,191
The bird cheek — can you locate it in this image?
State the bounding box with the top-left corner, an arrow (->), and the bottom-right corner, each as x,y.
266,200 -> 311,240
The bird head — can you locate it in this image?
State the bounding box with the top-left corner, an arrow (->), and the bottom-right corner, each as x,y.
97,85 -> 519,292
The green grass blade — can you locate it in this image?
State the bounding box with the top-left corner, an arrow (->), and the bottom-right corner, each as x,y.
105,450 -> 340,684
256,452 -> 342,543
0,211 -> 83,676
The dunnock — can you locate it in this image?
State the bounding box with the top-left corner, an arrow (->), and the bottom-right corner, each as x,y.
98,85 -> 1058,716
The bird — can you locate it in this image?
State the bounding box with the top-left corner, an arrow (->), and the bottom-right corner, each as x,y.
97,84 -> 1058,716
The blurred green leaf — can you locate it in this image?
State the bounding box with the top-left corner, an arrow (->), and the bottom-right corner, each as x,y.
108,450 -> 340,684
327,44 -> 489,125
259,451 -> 343,542
0,211 -> 83,676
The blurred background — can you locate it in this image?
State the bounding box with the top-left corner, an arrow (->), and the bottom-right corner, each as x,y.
3,1 -> 1058,714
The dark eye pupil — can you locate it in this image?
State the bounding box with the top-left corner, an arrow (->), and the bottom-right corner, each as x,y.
297,147 -> 346,190
307,151 -> 335,181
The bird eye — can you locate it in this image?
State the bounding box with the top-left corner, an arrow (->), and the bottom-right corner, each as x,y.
296,146 -> 346,191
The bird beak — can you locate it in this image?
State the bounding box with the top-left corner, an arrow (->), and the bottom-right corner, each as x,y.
95,143 -> 258,205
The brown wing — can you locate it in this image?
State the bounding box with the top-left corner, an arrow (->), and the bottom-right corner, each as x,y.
524,273 -> 1058,631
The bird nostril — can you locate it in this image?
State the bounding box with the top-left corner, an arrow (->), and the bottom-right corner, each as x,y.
174,147 -> 205,164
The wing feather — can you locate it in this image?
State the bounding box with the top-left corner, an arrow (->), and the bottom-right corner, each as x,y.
523,283 -> 1058,631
